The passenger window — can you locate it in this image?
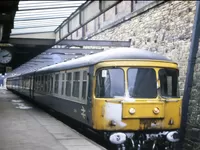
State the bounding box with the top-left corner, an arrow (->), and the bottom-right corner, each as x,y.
82,71 -> 87,100
54,74 -> 59,94
44,75 -> 47,92
41,76 -> 44,91
27,77 -> 30,89
61,73 -> 65,95
38,76 -> 40,91
27,78 -> 28,89
46,75 -> 50,93
62,73 -> 65,80
72,72 -> 80,98
38,76 -> 41,91
66,72 -> 72,96
25,78 -> 26,89
50,75 -> 53,93
25,78 -> 27,88
24,79 -> 26,88
35,76 -> 38,91
23,78 -> 25,88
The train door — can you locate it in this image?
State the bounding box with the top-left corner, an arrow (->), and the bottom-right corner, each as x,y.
86,67 -> 93,126
49,73 -> 54,107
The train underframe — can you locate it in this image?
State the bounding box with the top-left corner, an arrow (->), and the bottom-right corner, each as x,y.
102,130 -> 180,150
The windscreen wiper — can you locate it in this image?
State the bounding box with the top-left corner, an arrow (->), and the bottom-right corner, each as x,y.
160,96 -> 179,102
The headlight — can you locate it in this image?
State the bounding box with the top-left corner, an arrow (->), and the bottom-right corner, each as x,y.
166,131 -> 180,142
109,132 -> 126,145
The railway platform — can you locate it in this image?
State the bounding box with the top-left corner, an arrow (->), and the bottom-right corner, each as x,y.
0,88 -> 104,150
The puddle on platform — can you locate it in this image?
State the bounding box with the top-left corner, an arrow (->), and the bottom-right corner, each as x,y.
11,99 -> 32,110
12,99 -> 23,103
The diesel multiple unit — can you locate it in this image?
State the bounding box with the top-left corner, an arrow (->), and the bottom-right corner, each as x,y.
6,48 -> 181,149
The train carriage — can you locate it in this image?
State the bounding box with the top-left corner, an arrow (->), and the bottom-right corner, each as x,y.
6,48 -> 181,149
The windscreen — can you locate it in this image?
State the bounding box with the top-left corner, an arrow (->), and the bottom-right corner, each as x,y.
159,68 -> 179,98
95,68 -> 125,98
128,68 -> 157,98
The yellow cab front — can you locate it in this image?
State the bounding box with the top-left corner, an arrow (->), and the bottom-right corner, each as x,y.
92,60 -> 182,131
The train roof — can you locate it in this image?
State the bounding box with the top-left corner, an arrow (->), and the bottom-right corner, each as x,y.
35,47 -> 173,74
7,47 -> 174,79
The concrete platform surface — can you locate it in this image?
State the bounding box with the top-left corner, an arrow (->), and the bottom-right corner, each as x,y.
0,89 -> 105,150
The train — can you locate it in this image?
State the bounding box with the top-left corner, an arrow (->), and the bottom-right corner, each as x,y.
6,48 -> 181,150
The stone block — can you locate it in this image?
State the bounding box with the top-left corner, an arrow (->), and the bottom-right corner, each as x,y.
187,128 -> 200,141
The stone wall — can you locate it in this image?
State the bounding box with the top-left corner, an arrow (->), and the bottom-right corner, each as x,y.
90,1 -> 195,97
86,1 -> 199,149
184,43 -> 200,149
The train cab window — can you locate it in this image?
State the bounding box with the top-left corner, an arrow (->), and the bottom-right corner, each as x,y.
66,72 -> 72,96
61,73 -> 65,95
96,68 -> 125,98
159,68 -> 180,98
128,68 -> 157,98
82,71 -> 87,100
72,72 -> 80,98
54,74 -> 59,94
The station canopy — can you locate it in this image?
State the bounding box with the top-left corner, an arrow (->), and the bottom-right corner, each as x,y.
12,1 -> 86,34
9,1 -> 88,76
7,1 -> 131,77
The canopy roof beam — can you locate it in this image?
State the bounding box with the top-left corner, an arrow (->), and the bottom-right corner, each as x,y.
15,11 -> 73,18
15,16 -> 68,21
11,1 -> 86,35
58,39 -> 131,47
9,38 -> 55,46
18,5 -> 79,12
14,25 -> 61,29
45,48 -> 103,54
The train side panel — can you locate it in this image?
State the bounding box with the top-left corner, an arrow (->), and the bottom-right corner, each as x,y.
33,66 -> 94,127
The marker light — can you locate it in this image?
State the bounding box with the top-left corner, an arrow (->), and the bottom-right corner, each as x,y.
153,107 -> 160,114
129,108 -> 136,115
